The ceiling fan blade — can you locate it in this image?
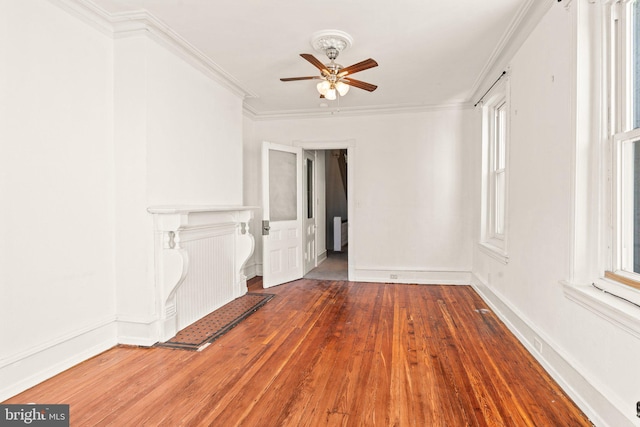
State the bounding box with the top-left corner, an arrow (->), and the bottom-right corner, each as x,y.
342,77 -> 378,92
280,76 -> 321,81
337,58 -> 378,77
300,53 -> 330,76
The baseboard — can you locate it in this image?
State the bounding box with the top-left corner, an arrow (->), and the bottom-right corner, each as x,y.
317,250 -> 327,263
243,262 -> 259,281
0,318 -> 117,401
116,317 -> 160,347
470,274 -> 630,427
352,268 -> 471,285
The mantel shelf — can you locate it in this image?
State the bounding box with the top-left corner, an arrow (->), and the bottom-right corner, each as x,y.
147,205 -> 259,215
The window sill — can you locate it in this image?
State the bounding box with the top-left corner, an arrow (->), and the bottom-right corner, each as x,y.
604,271 -> 640,292
562,280 -> 640,340
478,241 -> 509,264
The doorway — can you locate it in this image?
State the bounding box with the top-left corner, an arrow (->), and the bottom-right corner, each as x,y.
261,140 -> 354,287
303,147 -> 350,281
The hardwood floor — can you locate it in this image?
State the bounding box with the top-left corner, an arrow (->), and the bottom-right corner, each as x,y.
4,278 -> 592,426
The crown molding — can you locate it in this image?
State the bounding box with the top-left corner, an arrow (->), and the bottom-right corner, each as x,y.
243,101 -> 473,121
468,0 -> 555,104
50,0 -> 546,120
47,0 -> 257,99
47,0 -> 114,35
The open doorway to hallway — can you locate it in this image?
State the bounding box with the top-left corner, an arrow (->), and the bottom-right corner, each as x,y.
304,149 -> 349,281
304,247 -> 348,281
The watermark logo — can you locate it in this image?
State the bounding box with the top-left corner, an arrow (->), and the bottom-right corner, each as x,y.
0,405 -> 69,427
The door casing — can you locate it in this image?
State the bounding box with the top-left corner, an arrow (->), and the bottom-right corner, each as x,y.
295,139 -> 355,281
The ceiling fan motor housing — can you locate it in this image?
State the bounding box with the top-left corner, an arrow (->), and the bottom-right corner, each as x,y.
326,47 -> 339,61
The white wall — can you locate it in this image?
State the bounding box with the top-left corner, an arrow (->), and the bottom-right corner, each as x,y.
1,0 -> 246,400
244,108 -> 474,283
114,35 -> 245,344
471,3 -> 640,426
0,0 -> 117,399
145,41 -> 243,206
242,115 -> 261,277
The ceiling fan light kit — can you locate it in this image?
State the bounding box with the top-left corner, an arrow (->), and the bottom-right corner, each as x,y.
280,30 -> 378,100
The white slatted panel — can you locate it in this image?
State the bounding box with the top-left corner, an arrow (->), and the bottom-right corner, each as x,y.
176,230 -> 235,330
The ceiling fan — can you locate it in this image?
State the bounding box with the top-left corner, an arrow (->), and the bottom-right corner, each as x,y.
280,30 -> 378,100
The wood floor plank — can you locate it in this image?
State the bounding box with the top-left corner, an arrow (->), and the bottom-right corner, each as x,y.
276,282 -> 357,426
3,279 -> 592,426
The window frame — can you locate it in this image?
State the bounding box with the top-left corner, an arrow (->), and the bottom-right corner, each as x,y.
492,100 -> 508,240
606,0 -> 640,291
479,77 -> 510,263
562,0 -> 640,341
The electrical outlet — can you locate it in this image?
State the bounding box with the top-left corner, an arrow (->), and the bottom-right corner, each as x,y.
533,337 -> 543,354
636,401 -> 640,418
390,274 -> 398,280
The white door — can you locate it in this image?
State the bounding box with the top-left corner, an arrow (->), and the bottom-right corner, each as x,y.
262,142 -> 304,288
303,151 -> 317,274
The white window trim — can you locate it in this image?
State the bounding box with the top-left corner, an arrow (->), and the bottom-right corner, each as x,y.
479,77 -> 510,264
605,0 -> 640,298
563,0 -> 640,336
611,128 -> 640,277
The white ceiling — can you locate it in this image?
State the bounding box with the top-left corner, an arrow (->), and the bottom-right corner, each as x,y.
91,0 -> 529,117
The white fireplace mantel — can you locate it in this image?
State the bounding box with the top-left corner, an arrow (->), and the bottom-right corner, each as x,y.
147,205 -> 257,342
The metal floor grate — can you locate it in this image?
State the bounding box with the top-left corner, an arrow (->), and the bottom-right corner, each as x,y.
156,293 -> 274,351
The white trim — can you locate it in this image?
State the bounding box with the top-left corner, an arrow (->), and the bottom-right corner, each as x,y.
294,139 -> 356,282
245,102 -> 473,121
477,242 -> 510,264
110,10 -> 256,99
564,0 -> 605,287
614,126 -> 640,144
303,150 -> 318,275
0,318 -> 117,401
480,77 -> 510,257
51,0 -> 552,121
48,0 -> 256,99
148,205 -> 259,214
46,0 -> 114,35
472,274 -> 629,427
469,0 -> 555,104
352,269 -> 471,285
243,262 -> 259,281
148,207 -> 255,339
0,315 -> 115,368
116,319 -> 161,347
596,0 -> 640,306
562,280 -> 640,339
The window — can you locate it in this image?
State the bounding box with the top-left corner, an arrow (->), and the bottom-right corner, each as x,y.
493,100 -> 507,238
480,78 -> 509,262
306,158 -> 313,219
608,0 -> 640,290
563,0 -> 640,336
